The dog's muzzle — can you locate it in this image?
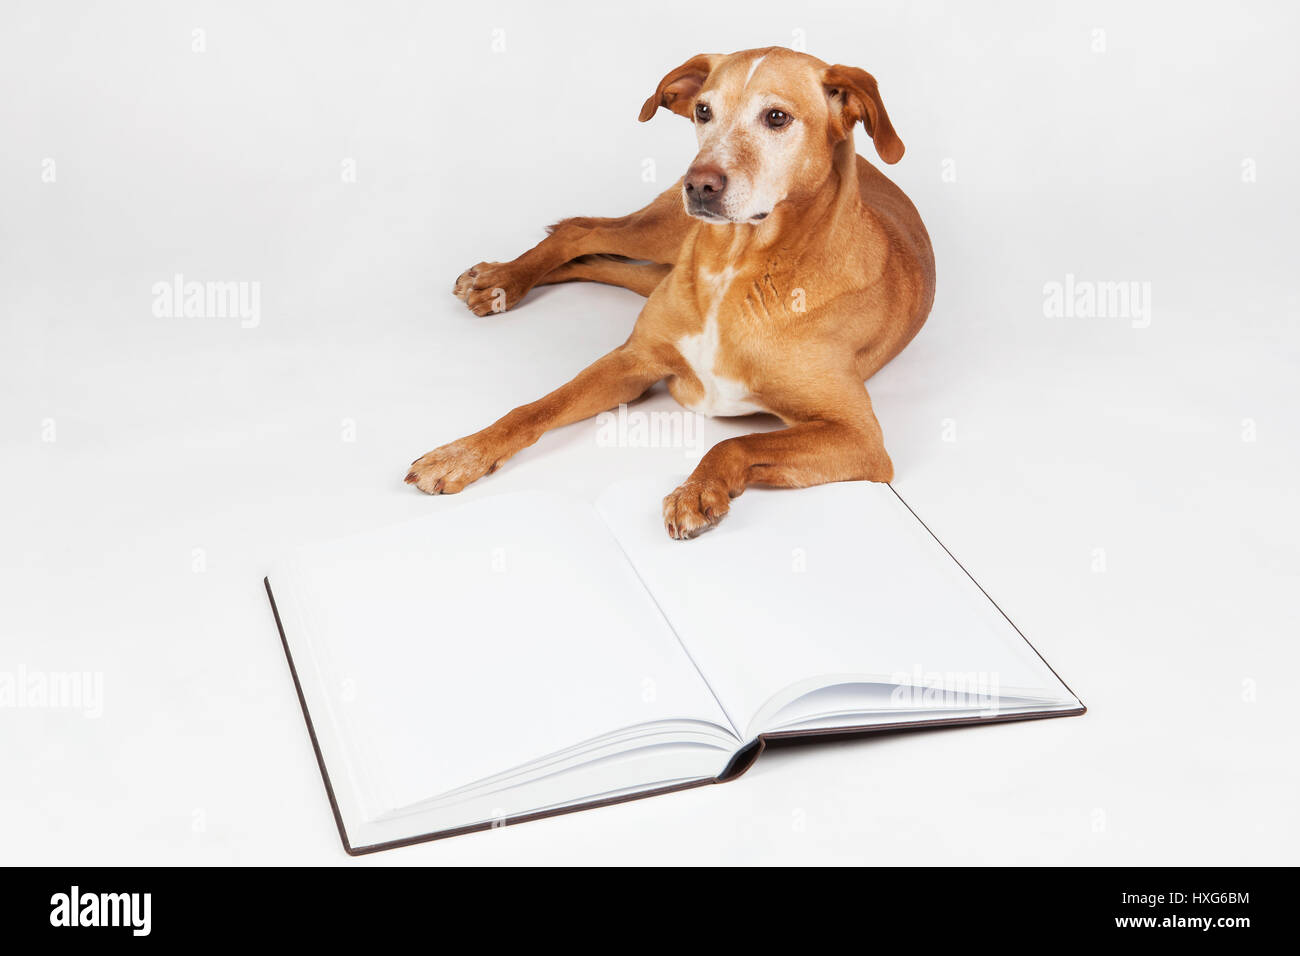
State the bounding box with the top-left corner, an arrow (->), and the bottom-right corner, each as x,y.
684,163 -> 728,220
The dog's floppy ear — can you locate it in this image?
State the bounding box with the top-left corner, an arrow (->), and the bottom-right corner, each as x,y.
822,65 -> 904,164
639,54 -> 719,122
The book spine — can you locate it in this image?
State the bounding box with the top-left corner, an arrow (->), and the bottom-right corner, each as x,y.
717,738 -> 765,782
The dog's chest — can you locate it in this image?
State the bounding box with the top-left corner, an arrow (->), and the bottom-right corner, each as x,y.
672,267 -> 766,418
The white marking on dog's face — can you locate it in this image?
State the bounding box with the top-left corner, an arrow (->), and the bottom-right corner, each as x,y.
684,51 -> 833,224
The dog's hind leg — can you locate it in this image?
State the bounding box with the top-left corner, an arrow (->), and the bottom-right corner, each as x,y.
452,183 -> 690,315
535,256 -> 672,298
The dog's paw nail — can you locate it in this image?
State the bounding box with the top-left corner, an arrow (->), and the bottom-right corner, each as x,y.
404,472 -> 416,484
432,478 -> 445,493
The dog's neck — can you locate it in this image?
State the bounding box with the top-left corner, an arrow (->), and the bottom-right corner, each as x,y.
684,135 -> 862,274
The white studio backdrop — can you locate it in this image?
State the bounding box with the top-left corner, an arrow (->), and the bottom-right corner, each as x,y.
1,0 -> 1296,863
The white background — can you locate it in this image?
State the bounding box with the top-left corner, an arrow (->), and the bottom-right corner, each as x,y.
2,0 -> 1296,864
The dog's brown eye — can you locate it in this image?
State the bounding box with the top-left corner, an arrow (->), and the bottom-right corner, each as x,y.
764,109 -> 791,129
695,102 -> 712,123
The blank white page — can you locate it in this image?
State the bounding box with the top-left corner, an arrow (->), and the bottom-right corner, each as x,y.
270,490 -> 734,821
595,477 -> 1079,738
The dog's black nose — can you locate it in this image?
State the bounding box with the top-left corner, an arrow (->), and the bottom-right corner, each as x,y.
684,164 -> 727,202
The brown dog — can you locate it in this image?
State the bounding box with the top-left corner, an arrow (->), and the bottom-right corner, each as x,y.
406,47 -> 935,539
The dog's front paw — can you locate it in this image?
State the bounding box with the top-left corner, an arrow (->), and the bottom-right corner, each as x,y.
662,478 -> 732,540
405,437 -> 503,495
452,262 -> 529,316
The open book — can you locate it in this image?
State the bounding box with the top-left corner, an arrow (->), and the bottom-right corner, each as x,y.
265,475 -> 1084,854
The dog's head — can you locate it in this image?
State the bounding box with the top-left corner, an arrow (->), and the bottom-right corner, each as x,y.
639,48 -> 904,224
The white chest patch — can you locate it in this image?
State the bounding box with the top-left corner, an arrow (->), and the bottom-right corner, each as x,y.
674,267 -> 766,418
